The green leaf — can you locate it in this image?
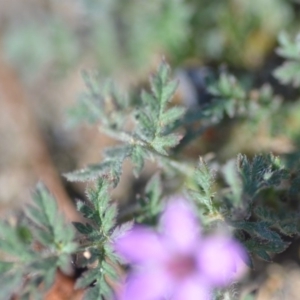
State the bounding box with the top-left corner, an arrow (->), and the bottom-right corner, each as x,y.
160,106 -> 186,127
67,61 -> 186,186
0,221 -> 33,260
222,159 -> 242,205
274,62 -> 300,87
160,80 -> 178,109
104,145 -> 133,160
208,73 -> 246,119
73,222 -> 94,235
255,249 -> 272,262
273,32 -> 300,87
141,90 -> 158,111
27,184 -> 75,247
136,173 -> 164,225
102,261 -> 119,281
135,110 -> 156,141
87,180 -> 110,208
0,183 -> 77,298
190,158 -> 216,214
65,159 -> 124,186
64,161 -> 115,182
232,221 -> 282,242
254,207 -> 276,223
131,146 -> 146,177
145,173 -> 162,206
237,153 -> 288,199
76,262 -> 116,300
76,201 -> 100,223
42,265 -> 56,290
75,268 -> 99,289
244,236 -> 290,261
111,221 -> 133,240
151,134 -> 182,155
276,31 -> 300,61
102,204 -> 117,234
150,61 -> 172,105
84,278 -> 113,300
31,183 -> 57,229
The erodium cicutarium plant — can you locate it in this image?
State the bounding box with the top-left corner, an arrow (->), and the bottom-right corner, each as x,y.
3,31 -> 300,299
115,198 -> 247,300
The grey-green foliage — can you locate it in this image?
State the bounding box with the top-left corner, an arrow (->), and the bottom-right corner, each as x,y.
135,172 -> 164,225
207,73 -> 246,119
0,183 -> 77,300
174,72 -> 247,128
237,153 -> 288,200
225,155 -> 292,264
202,73 -> 281,131
73,179 -> 132,299
135,61 -> 185,155
66,61 -> 284,187
173,71 -> 274,153
273,32 -> 300,87
0,178 -> 132,300
189,158 -> 217,215
222,159 -> 243,207
68,73 -> 129,129
67,62 -> 277,187
171,73 -> 264,152
67,61 -> 299,269
3,52 -> 300,299
65,61 -> 186,184
189,154 -> 297,266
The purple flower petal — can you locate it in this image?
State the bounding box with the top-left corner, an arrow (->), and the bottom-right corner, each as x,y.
197,236 -> 247,286
120,268 -> 171,300
114,226 -> 166,264
160,199 -> 199,252
172,276 -> 210,300
114,199 -> 248,300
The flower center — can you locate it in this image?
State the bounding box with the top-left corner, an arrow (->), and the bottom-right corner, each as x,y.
166,254 -> 196,280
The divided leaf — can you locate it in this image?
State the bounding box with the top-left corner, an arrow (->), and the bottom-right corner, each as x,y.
73,180 -> 132,299
207,73 -> 246,119
131,145 -> 146,177
136,173 -> 164,225
66,61 -> 186,185
68,73 -> 129,128
237,153 -> 288,200
189,158 -> 216,214
0,184 -> 77,300
135,61 -> 185,155
274,32 -> 300,87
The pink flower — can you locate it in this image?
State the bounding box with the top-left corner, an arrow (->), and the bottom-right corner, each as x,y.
115,199 -> 247,300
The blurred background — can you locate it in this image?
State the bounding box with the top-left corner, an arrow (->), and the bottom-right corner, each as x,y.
1,0 -> 300,298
